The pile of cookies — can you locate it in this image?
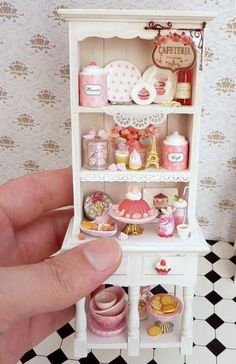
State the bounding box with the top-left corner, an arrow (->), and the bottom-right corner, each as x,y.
149,294 -> 179,315
81,219 -> 116,232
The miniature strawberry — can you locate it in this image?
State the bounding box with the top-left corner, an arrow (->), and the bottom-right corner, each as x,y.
160,259 -> 166,266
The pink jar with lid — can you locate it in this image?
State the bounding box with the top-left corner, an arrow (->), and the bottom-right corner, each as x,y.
79,61 -> 108,107
162,132 -> 188,171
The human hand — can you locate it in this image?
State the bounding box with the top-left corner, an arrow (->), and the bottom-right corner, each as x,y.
0,168 -> 122,363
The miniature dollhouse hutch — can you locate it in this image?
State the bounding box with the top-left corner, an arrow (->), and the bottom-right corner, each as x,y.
59,9 -> 215,360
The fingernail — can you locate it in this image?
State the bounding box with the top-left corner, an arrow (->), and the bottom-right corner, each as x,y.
83,238 -> 121,271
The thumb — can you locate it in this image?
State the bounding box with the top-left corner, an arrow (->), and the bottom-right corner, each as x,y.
0,238 -> 121,332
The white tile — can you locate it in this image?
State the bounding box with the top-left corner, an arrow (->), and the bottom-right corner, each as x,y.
194,276 -> 213,296
212,241 -> 234,259
154,348 -> 184,364
213,259 -> 235,278
214,278 -> 236,299
185,346 -> 216,364
215,299 -> 236,323
216,323 -> 236,349
23,358 -> 50,363
93,348 -> 121,363
34,331 -> 61,355
122,348 -> 154,364
193,320 -> 215,346
218,349 -> 236,364
198,256 -> 212,275
193,296 -> 214,319
61,333 -> 74,359
69,318 -> 75,330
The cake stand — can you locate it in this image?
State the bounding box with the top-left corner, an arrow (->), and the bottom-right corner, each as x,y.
109,210 -> 157,235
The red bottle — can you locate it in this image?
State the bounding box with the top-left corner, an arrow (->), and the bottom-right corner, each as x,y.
175,69 -> 192,105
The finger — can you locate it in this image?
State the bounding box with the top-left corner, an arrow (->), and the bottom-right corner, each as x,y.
0,238 -> 122,332
0,307 -> 75,363
0,168 -> 72,228
28,307 -> 75,350
13,208 -> 73,265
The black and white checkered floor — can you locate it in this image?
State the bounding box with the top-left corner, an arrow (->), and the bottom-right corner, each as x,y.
19,241 -> 236,364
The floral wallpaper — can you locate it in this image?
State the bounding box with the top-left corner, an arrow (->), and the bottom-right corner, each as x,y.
0,0 -> 235,241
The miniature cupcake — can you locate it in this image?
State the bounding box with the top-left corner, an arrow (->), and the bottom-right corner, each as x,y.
138,87 -> 150,101
115,143 -> 130,165
129,149 -> 142,170
155,259 -> 171,275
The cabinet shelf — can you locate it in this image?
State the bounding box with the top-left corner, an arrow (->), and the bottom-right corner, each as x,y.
78,104 -> 196,116
80,167 -> 191,183
86,315 -> 181,350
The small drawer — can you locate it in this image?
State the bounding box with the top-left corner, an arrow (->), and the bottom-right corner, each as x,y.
143,256 -> 186,275
114,256 -> 128,275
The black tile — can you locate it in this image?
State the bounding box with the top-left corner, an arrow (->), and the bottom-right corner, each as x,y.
206,338 -> 226,356
147,360 -> 158,364
57,322 -> 74,339
151,285 -> 168,295
206,240 -> 218,246
204,252 -> 220,264
205,290 -> 223,305
20,349 -> 37,363
229,255 -> 235,265
206,313 -> 224,329
233,296 -> 236,303
109,355 -> 127,364
47,348 -> 67,364
205,270 -> 221,283
80,352 -> 99,364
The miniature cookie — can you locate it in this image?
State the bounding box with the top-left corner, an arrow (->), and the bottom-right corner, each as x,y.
147,325 -> 162,337
150,297 -> 162,311
162,301 -> 179,314
161,294 -> 174,305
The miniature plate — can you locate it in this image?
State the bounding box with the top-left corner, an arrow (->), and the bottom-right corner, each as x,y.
104,60 -> 141,104
110,209 -> 157,224
131,81 -> 156,105
80,223 -> 118,238
142,65 -> 177,103
87,313 -> 127,337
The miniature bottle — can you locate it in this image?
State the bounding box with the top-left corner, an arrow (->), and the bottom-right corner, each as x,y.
175,69 -> 192,105
157,207 -> 175,238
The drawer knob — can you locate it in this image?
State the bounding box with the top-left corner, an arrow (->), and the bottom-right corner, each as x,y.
155,259 -> 171,275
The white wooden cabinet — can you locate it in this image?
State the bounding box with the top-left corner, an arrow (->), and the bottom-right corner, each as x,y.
59,9 -> 215,360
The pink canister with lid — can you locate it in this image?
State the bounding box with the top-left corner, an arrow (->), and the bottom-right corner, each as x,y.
162,132 -> 188,171
79,61 -> 108,107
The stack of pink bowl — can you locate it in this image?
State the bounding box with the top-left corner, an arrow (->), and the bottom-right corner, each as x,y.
88,286 -> 128,337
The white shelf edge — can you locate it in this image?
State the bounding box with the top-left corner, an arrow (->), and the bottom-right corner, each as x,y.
77,105 -> 196,115
62,218 -> 209,254
80,168 -> 191,183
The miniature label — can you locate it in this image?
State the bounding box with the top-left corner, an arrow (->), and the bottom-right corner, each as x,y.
152,32 -> 196,73
168,152 -> 185,163
175,82 -> 191,99
85,84 -> 102,96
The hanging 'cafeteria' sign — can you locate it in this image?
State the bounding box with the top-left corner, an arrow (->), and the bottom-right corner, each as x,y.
152,32 -> 196,73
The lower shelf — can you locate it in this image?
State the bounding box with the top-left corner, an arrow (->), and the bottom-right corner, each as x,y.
87,315 -> 181,350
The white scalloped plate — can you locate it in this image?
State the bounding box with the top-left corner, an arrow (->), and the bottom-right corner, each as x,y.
142,65 -> 177,103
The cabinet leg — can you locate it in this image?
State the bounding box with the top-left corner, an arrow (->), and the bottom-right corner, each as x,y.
74,298 -> 87,359
181,286 -> 194,355
128,286 -> 140,356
